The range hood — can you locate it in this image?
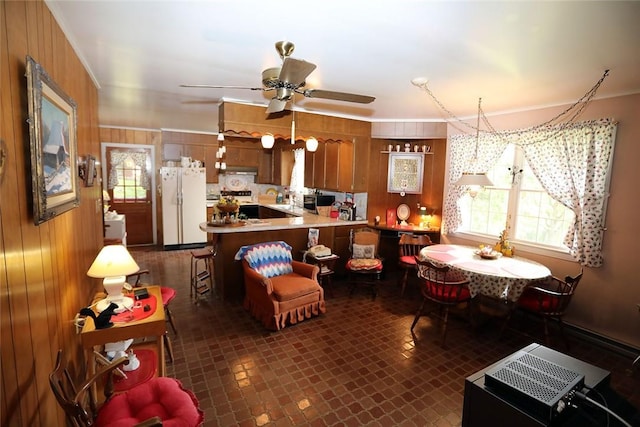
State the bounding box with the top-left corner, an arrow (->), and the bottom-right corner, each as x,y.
220,166 -> 258,175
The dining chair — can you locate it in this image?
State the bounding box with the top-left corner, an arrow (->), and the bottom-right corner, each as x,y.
50,349 -> 203,426
516,268 -> 584,349
127,269 -> 177,362
411,257 -> 471,347
398,233 -> 432,297
345,228 -> 384,300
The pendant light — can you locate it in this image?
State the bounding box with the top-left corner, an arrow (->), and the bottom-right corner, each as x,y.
305,137 -> 318,152
261,133 -> 275,149
455,98 -> 493,196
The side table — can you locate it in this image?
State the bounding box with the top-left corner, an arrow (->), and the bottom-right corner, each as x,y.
81,286 -> 166,403
303,253 -> 339,298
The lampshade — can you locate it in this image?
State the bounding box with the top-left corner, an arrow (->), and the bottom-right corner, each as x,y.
87,245 -> 139,312
305,137 -> 318,152
455,172 -> 494,187
217,132 -> 225,142
102,190 -> 111,202
261,133 -> 275,149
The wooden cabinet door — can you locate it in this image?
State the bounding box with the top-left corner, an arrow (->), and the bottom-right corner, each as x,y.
352,136 -> 370,192
258,149 -> 273,183
304,150 -> 315,188
338,141 -> 354,191
325,142 -> 340,190
313,143 -> 326,189
205,145 -> 219,183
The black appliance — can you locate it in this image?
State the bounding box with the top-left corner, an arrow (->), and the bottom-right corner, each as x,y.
303,194 -> 335,213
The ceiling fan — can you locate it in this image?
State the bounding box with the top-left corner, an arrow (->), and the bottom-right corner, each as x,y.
180,41 -> 375,114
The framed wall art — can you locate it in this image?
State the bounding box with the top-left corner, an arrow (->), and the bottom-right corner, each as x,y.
26,55 -> 79,225
387,152 -> 424,195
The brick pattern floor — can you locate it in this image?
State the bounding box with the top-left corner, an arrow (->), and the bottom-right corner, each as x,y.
130,247 -> 639,427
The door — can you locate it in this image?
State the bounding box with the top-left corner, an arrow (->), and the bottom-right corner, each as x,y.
103,145 -> 155,245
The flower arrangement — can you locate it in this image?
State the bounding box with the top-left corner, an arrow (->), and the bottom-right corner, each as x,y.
216,195 -> 239,213
494,221 -> 514,257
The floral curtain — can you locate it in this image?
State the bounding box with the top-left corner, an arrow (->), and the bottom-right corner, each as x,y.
443,118 -> 616,267
520,118 -> 617,267
442,133 -> 508,232
107,151 -> 151,190
289,148 -> 305,200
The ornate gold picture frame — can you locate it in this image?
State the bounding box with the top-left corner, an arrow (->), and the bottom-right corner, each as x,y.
387,152 -> 424,195
26,56 -> 79,225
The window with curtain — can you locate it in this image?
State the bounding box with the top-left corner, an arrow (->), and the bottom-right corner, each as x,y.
445,118 -> 616,267
109,152 -> 150,202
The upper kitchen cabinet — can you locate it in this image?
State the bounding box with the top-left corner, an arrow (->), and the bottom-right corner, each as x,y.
324,142 -> 340,190
272,148 -> 294,186
351,136 -> 370,192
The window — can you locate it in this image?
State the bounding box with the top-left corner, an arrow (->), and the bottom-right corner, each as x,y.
458,144 -> 575,254
112,155 -> 148,202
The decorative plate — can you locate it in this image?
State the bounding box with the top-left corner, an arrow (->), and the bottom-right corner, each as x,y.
397,203 -> 410,221
266,188 -> 278,196
225,175 -> 248,191
474,250 -> 502,260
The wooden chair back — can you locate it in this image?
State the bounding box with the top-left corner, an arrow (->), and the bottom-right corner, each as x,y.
398,234 -> 432,258
349,228 -> 381,257
415,258 -> 470,305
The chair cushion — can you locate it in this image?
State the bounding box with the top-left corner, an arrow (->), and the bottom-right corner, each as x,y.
346,258 -> 383,271
96,377 -> 203,427
352,243 -> 375,259
399,255 -> 417,266
238,241 -> 294,278
160,286 -> 176,306
271,273 -> 321,302
427,283 -> 471,302
518,289 -> 554,311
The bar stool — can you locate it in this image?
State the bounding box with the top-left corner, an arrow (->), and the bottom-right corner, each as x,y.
190,246 -> 216,301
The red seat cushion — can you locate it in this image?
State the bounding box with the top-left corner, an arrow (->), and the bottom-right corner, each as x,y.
96,377 -> 203,427
518,289 -> 555,312
399,255 -> 417,266
426,283 -> 471,303
160,286 -> 176,306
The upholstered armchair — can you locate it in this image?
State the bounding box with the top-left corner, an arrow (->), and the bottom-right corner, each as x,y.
235,241 -> 326,330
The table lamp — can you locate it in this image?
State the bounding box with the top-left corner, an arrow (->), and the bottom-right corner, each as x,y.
419,206 -> 431,229
87,245 -> 140,312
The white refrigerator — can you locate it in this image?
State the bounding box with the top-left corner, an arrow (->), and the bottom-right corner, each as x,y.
160,167 -> 207,249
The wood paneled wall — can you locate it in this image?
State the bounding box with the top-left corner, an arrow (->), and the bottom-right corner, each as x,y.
1,1 -> 103,425
368,139 -> 446,229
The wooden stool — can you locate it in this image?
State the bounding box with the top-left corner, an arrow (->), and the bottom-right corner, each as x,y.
190,247 -> 216,301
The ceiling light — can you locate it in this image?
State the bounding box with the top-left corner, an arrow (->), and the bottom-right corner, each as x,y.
261,133 -> 275,149
455,98 -> 493,197
306,137 -> 318,152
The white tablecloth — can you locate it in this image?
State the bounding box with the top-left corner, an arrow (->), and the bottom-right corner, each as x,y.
419,244 -> 551,302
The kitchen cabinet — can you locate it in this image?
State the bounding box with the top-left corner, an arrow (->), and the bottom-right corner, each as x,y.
272,149 -> 294,186
338,142 -> 354,191
324,142 -> 340,190
312,143 -> 326,189
351,136 -> 370,192
258,149 -> 273,184
304,149 -> 315,188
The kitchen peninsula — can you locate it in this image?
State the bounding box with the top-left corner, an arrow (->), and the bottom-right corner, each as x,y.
200,204 -> 367,301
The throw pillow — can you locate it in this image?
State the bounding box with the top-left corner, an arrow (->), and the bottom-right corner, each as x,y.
352,243 -> 375,259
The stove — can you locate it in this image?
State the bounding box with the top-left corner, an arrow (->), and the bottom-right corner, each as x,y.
221,190 -> 254,204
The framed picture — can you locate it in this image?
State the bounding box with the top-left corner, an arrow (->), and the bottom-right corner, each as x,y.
85,155 -> 96,187
26,56 -> 79,225
387,152 -> 424,195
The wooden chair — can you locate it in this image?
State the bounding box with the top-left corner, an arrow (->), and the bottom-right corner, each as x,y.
345,228 -> 384,299
398,233 -> 433,297
127,270 -> 177,362
49,349 -> 203,426
517,268 -> 583,349
411,258 -> 471,347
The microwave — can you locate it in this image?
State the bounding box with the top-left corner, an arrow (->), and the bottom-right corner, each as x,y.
303,194 -> 335,213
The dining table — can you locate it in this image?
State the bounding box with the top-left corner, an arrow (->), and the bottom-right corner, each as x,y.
418,244 -> 552,303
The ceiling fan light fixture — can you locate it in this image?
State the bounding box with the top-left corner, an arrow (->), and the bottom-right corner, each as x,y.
261,133 -> 275,149
275,40 -> 295,59
306,137 -> 318,152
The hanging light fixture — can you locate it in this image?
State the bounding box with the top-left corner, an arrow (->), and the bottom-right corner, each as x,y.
454,98 -> 493,197
215,131 -> 226,170
290,108 -> 296,144
305,137 -> 318,152
261,133 -> 275,149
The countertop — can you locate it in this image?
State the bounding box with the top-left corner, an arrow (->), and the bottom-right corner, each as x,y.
200,205 -> 367,234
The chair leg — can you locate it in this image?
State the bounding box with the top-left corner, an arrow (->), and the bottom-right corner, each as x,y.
400,268 -> 409,297
165,305 -> 178,336
440,307 -> 450,347
542,318 -> 551,347
411,298 -> 427,331
163,333 -> 174,363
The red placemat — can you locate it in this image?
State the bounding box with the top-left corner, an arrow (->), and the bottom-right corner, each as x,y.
110,294 -> 158,324
113,349 -> 157,392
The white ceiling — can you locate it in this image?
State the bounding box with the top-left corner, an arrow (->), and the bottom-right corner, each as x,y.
46,0 -> 640,134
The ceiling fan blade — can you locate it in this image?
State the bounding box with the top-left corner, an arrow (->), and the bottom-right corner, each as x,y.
266,98 -> 288,114
279,58 -> 316,87
302,89 -> 375,104
180,84 -> 264,91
